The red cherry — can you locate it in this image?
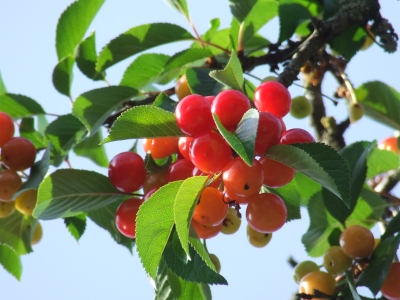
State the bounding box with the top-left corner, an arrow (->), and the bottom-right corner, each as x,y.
108,152 -> 146,193
259,156 -> 296,188
254,112 -> 282,155
115,197 -> 144,238
0,112 -> 15,147
211,90 -> 251,131
280,128 -> 315,144
1,137 -> 36,171
175,94 -> 214,137
254,81 -> 292,118
224,186 -> 251,205
192,187 -> 228,226
191,219 -> 222,239
378,137 -> 399,154
166,159 -> 194,182
178,136 -> 193,161
189,131 -> 232,174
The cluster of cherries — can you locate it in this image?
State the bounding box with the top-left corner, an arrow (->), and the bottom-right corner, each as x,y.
108,80 -> 316,250
0,112 -> 41,245
294,225 -> 400,299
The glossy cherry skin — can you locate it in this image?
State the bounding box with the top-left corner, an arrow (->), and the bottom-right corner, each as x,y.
0,170 -> 22,201
189,131 -> 232,174
192,187 -> 228,227
378,137 -> 399,154
166,159 -> 195,182
299,271 -> 336,299
175,74 -> 191,101
178,136 -> 193,161
115,197 -> 144,239
191,219 -> 222,239
1,137 -> 36,171
143,171 -> 167,194
254,81 -> 292,118
259,156 -> 296,188
339,225 -> 374,259
254,112 -> 282,155
211,90 -> 251,131
381,262 -> 400,300
280,128 -> 315,144
142,137 -> 178,159
108,152 -> 146,193
175,94 -> 214,137
0,112 -> 15,147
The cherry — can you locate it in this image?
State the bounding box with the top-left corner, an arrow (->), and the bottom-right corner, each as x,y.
1,137 -> 36,171
31,222 -> 43,246
143,170 -> 167,194
178,136 -> 193,161
142,137 -> 178,159
189,131 -> 232,174
378,137 -> 398,154
221,207 -> 241,235
0,170 -> 23,201
323,246 -> 352,276
191,219 -> 222,239
254,81 -> 292,118
224,186 -> 250,205
293,260 -> 320,283
259,156 -> 296,188
211,90 -> 251,131
115,197 -> 144,239
175,94 -> 214,137
339,225 -> 374,259
280,128 -> 315,144
142,187 -> 159,201
0,112 -> 14,147
246,192 -> 287,233
192,187 -> 228,227
298,270 -> 336,299
0,201 -> 15,218
192,169 -> 222,189
381,262 -> 400,300
175,74 -> 192,101
205,95 -> 216,105
246,224 -> 273,248
290,95 -> 312,119
108,152 -> 146,193
222,157 -> 263,197
209,253 -> 221,273
15,189 -> 37,216
166,159 -> 194,182
254,112 -> 282,155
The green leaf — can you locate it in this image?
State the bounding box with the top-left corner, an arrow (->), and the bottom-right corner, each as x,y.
12,146 -> 51,200
52,56 -> 75,97
214,109 -> 259,166
73,129 -> 108,167
19,117 -> 49,149
207,29 -> 232,55
0,70 -> 7,95
0,94 -> 45,118
72,86 -> 138,136
96,23 -> 194,72
367,147 -> 398,179
163,231 -> 228,284
64,214 -> 86,242
229,18 -> 240,51
186,68 -> 223,96
33,169 -> 128,220
45,114 -> 86,167
120,53 -> 170,90
153,93 -> 177,113
202,18 -> 220,42
136,181 -> 180,279
76,32 -> 104,80
382,211 -> 400,240
88,201 -> 134,252
164,0 -> 189,19
103,106 -> 183,143
174,176 -> 207,256
278,3 -> 311,43
0,244 -> 22,281
330,25 -> 365,61
356,234 -> 400,295
355,81 -> 400,130
345,270 -> 362,300
209,51 -> 244,91
358,188 -> 385,220
56,0 -> 105,60
164,49 -> 212,71
229,0 -> 258,22
266,143 -> 351,206
188,235 -> 218,273
243,79 -> 256,101
301,192 -> 341,257
0,211 -> 36,255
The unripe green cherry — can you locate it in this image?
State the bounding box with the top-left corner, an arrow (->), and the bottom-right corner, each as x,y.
209,253 -> 221,273
290,96 -> 312,119
293,260 -> 320,283
246,224 -> 273,248
349,103 -> 364,123
323,246 -> 352,276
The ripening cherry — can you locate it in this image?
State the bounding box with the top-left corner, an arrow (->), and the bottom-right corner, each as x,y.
222,157 -> 263,197
0,201 -> 15,218
254,81 -> 292,118
191,219 -> 222,239
142,187 -> 159,201
192,187 -> 228,227
31,222 -> 43,246
1,137 -> 36,171
115,197 -> 144,239
323,246 -> 352,276
178,136 -> 193,161
211,90 -> 251,131
224,186 -> 250,205
246,224 -> 273,248
339,225 -> 374,259
175,74 -> 192,101
378,137 -> 399,154
259,156 -> 296,188
205,95 -> 216,105
293,260 -> 320,283
221,207 -> 241,235
209,253 -> 221,273
246,192 -> 287,233
142,137 -> 178,159
166,159 -> 195,182
143,171 -> 168,194
15,189 -> 37,216
175,94 -> 214,137
0,170 -> 23,201
108,152 -> 146,193
298,271 -> 336,299
0,112 -> 15,147
189,131 -> 232,174
381,262 -> 400,300
279,118 -> 286,133
254,112 -> 282,155
280,128 -> 315,144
